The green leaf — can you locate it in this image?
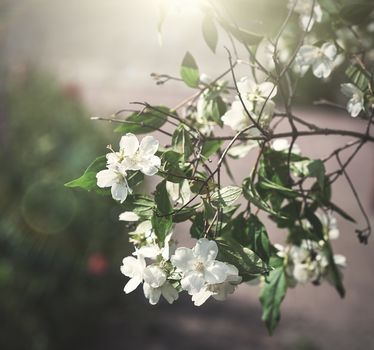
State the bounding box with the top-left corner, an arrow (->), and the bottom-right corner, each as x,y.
201,140 -> 223,158
340,3 -> 374,25
211,186 -> 242,208
154,180 -> 172,216
65,156 -> 107,193
114,106 -> 169,134
180,52 -> 200,88
243,178 -> 285,218
247,215 -> 271,264
172,125 -> 194,161
260,267 -> 287,335
216,237 -> 266,280
325,242 -> 345,298
202,15 -> 218,53
327,201 -> 356,223
121,195 -> 155,219
259,178 -> 299,198
219,20 -> 263,47
190,211 -> 205,239
153,181 -> 173,242
345,65 -> 371,92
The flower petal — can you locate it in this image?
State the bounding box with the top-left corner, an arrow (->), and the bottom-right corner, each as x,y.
181,272 -> 205,295
143,283 -> 162,305
204,261 -> 230,284
312,60 -> 332,78
321,42 -> 337,61
120,133 -> 139,157
139,136 -> 159,157
96,169 -> 118,188
192,289 -> 213,306
161,282 -> 179,304
193,238 -> 218,262
143,265 -> 167,288
111,182 -> 128,203
119,211 -> 139,221
171,247 -> 195,272
258,82 -> 277,99
124,277 -> 142,294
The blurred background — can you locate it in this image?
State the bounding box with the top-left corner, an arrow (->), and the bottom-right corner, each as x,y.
0,1 -> 373,349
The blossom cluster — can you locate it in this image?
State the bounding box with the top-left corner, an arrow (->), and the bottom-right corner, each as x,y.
120,221 -> 241,306
96,133 -> 161,203
276,212 -> 346,286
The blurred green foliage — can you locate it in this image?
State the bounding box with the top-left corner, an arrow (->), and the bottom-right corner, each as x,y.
0,71 -> 134,350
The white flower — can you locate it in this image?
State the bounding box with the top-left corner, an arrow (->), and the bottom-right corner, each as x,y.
317,211 -> 340,240
120,133 -> 161,176
120,255 -> 146,293
96,164 -> 132,203
222,100 -> 251,132
288,0 -> 322,32
119,211 -> 140,222
143,265 -> 179,305
272,138 -> 301,154
191,264 -> 242,306
222,98 -> 275,133
296,42 -> 337,78
171,238 -> 236,295
341,83 -> 364,117
237,78 -> 277,111
222,77 -> 276,133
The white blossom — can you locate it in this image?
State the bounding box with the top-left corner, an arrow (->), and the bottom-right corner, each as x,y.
120,133 -> 161,176
191,264 -> 241,306
341,83 -> 364,117
143,265 -> 179,305
119,211 -> 140,222
96,164 -> 132,203
120,255 -> 146,294
171,238 -> 237,295
237,78 -> 277,112
272,138 -> 301,154
276,240 -> 346,285
296,42 -> 337,78
288,0 -> 322,32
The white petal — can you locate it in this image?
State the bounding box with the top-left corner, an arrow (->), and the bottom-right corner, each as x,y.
204,261 -> 230,284
119,211 -> 139,221
258,82 -> 277,99
347,99 -> 363,117
171,247 -> 195,272
300,15 -> 315,32
111,182 -> 128,203
297,45 -> 317,66
140,155 -> 161,176
107,152 -> 121,166
161,282 -> 179,304
192,289 -> 213,306
143,265 -> 167,288
96,169 -> 118,188
120,256 -> 145,278
321,43 -> 337,61
312,60 -> 332,78
143,283 -> 162,305
193,238 -> 218,262
124,277 -> 142,294
333,254 -> 347,267
341,83 -> 357,97
181,272 -> 205,295
139,136 -> 159,157
120,133 -> 139,157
